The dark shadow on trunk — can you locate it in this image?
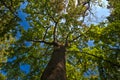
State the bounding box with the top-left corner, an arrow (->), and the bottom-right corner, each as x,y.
41,45 -> 66,80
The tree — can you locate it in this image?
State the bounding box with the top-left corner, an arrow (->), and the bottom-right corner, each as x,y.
0,0 -> 120,80
20,0 -> 94,79
0,0 -> 24,36
0,73 -> 6,80
85,0 -> 120,79
0,0 -> 23,79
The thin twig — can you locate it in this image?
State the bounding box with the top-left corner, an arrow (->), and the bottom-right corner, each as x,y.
0,0 -> 18,17
69,26 -> 92,42
84,52 -> 120,67
67,50 -> 120,68
43,26 -> 50,40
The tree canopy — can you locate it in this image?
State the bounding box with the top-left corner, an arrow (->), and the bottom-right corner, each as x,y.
0,0 -> 120,80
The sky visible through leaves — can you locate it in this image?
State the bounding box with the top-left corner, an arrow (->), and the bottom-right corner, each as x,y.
14,0 -> 111,75
0,0 -> 112,79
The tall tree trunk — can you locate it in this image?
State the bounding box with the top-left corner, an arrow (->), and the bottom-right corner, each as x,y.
41,45 -> 66,80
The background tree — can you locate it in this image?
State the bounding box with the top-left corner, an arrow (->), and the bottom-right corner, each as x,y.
0,0 -> 23,79
85,0 -> 120,79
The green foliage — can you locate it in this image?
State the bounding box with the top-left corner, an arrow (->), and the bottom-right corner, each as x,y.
0,0 -> 24,37
0,0 -> 24,78
0,73 -> 6,80
0,0 -> 23,67
0,0 -> 120,80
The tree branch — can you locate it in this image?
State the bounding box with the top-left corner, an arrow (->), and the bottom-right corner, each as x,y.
46,8 -> 59,42
67,51 -> 120,67
43,26 -> 50,40
0,0 -> 19,17
84,52 -> 120,67
81,0 -> 91,22
69,26 -> 92,42
65,31 -> 73,47
29,40 -> 59,46
53,21 -> 58,42
47,14 -> 58,42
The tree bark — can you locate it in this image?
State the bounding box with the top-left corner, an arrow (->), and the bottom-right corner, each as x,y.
41,45 -> 66,80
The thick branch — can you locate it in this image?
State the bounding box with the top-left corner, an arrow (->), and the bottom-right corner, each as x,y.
82,0 -> 91,22
46,8 -> 59,42
30,40 -> 59,46
53,22 -> 58,42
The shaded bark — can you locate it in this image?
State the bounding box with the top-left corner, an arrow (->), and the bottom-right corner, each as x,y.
41,45 -> 66,80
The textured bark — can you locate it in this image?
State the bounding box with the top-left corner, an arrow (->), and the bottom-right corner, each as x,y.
41,45 -> 66,80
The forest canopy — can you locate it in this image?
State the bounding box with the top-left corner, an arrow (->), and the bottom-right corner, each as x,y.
0,0 -> 120,80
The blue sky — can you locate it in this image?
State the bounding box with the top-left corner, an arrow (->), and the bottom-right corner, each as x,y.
18,2 -> 30,30
84,0 -> 110,25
